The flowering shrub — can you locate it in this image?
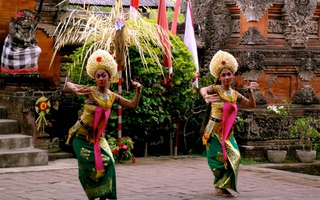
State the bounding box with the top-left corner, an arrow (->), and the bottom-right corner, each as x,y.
267,105 -> 288,118
267,102 -> 292,150
108,136 -> 137,164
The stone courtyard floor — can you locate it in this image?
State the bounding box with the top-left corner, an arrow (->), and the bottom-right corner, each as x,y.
0,156 -> 319,200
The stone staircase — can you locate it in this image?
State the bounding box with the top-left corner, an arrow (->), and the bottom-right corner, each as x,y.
0,106 -> 48,168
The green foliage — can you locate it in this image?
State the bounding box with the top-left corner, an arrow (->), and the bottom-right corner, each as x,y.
289,117 -> 320,151
314,143 -> 319,152
116,34 -> 197,155
316,150 -> 320,160
64,33 -> 198,156
148,7 -> 185,23
234,116 -> 246,134
63,43 -> 95,85
267,105 -> 290,119
267,101 -> 293,151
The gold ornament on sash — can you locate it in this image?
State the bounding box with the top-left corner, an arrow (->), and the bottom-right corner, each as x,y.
35,96 -> 51,134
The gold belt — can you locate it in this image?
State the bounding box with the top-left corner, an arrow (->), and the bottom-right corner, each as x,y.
209,116 -> 222,123
76,119 -> 92,136
211,122 -> 222,135
211,123 -> 233,139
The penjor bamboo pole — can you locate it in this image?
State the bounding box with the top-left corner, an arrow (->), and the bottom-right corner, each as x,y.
118,62 -> 123,139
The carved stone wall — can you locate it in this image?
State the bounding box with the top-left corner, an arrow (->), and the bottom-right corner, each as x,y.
192,0 -> 320,105
191,0 -> 320,155
192,0 -> 234,73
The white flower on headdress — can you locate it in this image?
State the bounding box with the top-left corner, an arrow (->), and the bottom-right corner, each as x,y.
86,49 -> 118,83
209,50 -> 238,78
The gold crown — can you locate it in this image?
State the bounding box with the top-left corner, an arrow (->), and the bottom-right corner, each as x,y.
86,49 -> 118,83
209,50 -> 238,78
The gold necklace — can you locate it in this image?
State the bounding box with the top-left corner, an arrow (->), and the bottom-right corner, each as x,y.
221,86 -> 232,97
91,87 -> 114,109
95,87 -> 110,100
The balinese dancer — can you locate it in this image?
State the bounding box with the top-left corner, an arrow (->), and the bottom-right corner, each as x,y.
66,49 -> 142,200
200,50 -> 258,198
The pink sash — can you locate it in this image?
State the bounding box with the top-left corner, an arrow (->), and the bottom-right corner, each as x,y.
221,102 -> 238,164
93,106 -> 111,178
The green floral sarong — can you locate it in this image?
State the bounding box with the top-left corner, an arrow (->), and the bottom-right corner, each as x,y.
206,133 -> 240,192
73,134 -> 117,200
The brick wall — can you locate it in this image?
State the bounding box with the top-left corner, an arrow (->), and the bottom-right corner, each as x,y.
36,29 -> 61,86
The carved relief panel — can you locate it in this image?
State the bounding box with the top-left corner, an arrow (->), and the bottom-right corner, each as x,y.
235,0 -> 273,22
295,52 -> 320,81
282,0 -> 318,48
192,0 -> 233,69
238,51 -> 265,81
238,28 -> 267,45
291,85 -> 320,104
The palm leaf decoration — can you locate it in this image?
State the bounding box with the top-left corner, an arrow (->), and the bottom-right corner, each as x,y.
52,0 -> 170,82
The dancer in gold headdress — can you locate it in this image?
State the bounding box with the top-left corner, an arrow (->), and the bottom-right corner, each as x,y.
66,49 -> 142,200
200,50 -> 258,198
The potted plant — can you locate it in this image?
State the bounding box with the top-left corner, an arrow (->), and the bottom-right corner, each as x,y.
108,136 -> 137,164
289,117 -> 320,163
266,104 -> 291,163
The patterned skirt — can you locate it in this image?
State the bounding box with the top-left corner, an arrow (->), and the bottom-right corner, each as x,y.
73,134 -> 117,200
205,124 -> 241,193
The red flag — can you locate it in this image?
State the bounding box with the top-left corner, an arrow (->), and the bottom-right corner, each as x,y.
130,0 -> 140,20
184,0 -> 199,88
171,0 -> 181,35
157,0 -> 173,76
130,0 -> 139,10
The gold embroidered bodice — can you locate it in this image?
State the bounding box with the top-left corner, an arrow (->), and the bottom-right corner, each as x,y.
210,85 -> 238,120
80,87 -> 116,128
65,87 -> 116,144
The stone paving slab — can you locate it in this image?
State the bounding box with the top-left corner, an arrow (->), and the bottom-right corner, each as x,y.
0,156 -> 319,200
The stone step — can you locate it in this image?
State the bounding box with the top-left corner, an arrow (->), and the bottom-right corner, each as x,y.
0,119 -> 20,135
0,148 -> 48,168
0,134 -> 33,150
48,152 -> 74,161
0,106 -> 7,119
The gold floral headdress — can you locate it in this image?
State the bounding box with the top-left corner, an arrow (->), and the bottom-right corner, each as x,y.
86,49 -> 118,83
209,50 -> 238,78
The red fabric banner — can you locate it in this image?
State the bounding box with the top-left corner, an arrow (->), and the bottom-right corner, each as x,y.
171,0 -> 181,35
157,0 -> 173,75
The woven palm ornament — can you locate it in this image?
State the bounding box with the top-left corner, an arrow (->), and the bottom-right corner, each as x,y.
86,49 -> 118,83
35,96 -> 50,132
209,50 -> 238,78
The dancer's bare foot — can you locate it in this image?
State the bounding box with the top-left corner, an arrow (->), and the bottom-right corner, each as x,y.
213,188 -> 237,198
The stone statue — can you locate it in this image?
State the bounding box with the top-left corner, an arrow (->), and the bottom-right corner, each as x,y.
1,9 -> 41,74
